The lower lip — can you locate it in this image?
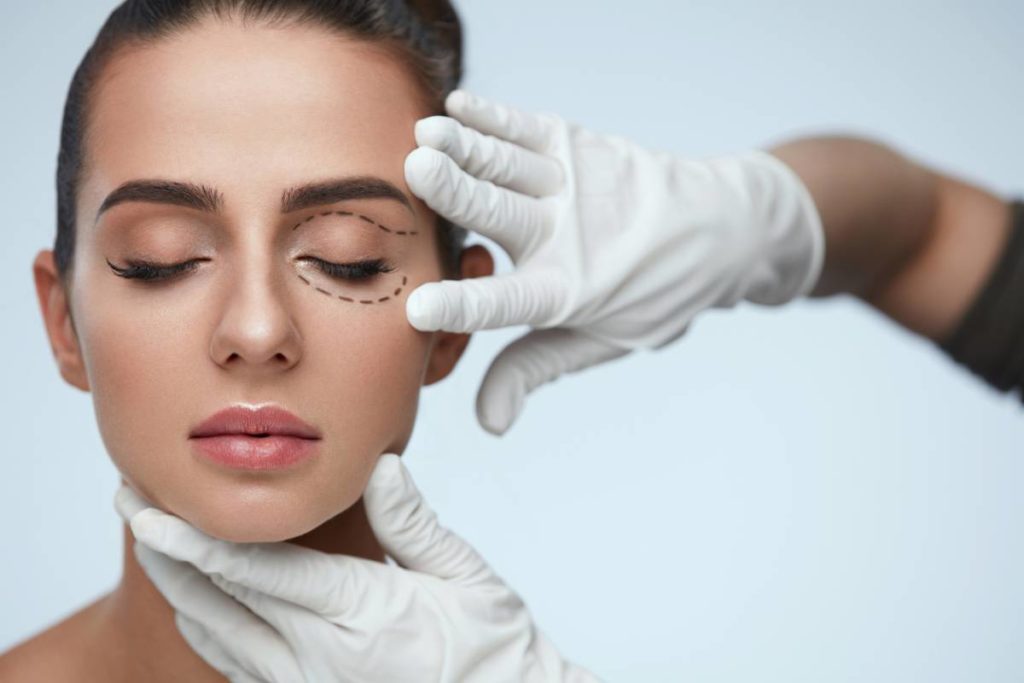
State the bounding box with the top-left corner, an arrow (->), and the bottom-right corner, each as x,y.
190,434 -> 320,471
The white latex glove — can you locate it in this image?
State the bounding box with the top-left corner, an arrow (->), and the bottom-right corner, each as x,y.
404,90 -> 825,435
113,454 -> 598,683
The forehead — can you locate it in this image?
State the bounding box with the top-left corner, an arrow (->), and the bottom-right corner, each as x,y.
83,18 -> 429,218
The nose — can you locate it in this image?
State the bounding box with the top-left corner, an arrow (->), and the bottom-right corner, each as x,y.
209,252 -> 303,372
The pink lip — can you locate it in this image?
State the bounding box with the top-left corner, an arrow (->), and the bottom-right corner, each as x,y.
189,404 -> 321,471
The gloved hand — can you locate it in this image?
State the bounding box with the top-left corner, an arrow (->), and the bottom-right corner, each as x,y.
113,454 -> 598,683
404,90 -> 825,435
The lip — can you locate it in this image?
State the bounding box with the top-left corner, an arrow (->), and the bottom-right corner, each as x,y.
189,404 -> 321,471
191,404 -> 322,439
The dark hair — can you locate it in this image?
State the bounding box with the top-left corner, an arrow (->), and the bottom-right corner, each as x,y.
55,0 -> 467,286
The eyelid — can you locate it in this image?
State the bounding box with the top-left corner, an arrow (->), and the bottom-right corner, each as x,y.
106,257 -> 208,281
298,256 -> 396,280
293,209 -> 418,237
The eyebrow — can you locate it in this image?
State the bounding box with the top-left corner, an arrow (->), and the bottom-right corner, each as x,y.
94,176 -> 414,224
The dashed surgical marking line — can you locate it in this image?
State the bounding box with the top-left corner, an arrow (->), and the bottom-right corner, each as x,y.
292,210 -> 418,236
292,216 -> 413,305
295,271 -> 407,305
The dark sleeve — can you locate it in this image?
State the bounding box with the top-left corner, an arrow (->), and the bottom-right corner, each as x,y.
938,199 -> 1024,404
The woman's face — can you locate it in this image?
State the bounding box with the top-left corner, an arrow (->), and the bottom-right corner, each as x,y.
33,18 -> 488,542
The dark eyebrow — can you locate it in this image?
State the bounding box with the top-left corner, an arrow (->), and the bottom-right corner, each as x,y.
95,180 -> 223,223
95,176 -> 413,224
281,177 -> 413,215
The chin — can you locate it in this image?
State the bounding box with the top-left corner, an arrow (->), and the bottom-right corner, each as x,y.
177,484 -> 357,543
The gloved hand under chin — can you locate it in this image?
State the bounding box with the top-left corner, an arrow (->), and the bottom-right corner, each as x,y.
404,90 -> 825,435
113,454 -> 599,683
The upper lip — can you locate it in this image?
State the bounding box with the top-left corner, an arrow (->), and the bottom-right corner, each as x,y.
190,404 -> 322,439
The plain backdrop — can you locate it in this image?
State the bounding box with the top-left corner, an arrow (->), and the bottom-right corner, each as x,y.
2,1 -> 1022,681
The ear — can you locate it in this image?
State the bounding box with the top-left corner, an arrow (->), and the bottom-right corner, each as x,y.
422,244 -> 494,386
33,250 -> 90,392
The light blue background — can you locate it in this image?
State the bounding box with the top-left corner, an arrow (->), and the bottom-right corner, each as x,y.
2,1 -> 1022,680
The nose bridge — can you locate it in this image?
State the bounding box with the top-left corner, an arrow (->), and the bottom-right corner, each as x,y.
210,227 -> 301,369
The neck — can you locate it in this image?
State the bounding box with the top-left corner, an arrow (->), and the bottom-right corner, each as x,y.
99,499 -> 384,682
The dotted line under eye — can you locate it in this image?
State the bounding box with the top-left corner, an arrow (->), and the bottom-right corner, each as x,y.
292,210 -> 418,236
292,210 -> 415,305
296,273 -> 408,305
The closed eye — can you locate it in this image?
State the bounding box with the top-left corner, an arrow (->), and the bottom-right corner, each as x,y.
301,257 -> 396,281
106,257 -> 207,282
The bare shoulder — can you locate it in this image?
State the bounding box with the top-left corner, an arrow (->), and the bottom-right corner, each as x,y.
0,595 -> 110,682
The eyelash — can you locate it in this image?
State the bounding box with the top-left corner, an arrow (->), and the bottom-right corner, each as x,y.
300,257 -> 396,281
106,257 -> 205,282
106,257 -> 395,283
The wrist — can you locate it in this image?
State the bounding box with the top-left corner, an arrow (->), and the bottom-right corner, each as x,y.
731,149 -> 826,305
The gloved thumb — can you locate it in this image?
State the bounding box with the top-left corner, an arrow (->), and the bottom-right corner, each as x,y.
113,483 -> 156,524
363,453 -> 497,588
475,328 -> 632,435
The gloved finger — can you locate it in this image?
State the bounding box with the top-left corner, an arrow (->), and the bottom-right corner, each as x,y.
206,570 -> 398,683
113,483 -> 155,524
445,89 -> 559,154
363,453 -> 498,588
405,146 -> 550,261
133,543 -> 301,682
174,613 -> 265,683
205,572 -> 341,668
476,329 -> 632,435
130,508 -> 373,617
405,271 -> 565,333
414,115 -> 564,198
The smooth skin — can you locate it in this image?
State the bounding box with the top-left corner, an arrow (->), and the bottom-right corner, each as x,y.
95,99 -> 1016,682
4,29 -> 1011,683
4,16 -> 493,683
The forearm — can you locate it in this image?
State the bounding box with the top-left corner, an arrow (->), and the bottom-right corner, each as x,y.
768,136 -> 1012,342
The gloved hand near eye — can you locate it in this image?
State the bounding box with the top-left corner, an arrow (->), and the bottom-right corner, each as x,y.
404,90 -> 825,435
114,454 -> 598,683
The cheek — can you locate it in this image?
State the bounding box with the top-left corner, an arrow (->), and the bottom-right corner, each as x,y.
74,267 -> 435,542
195,313 -> 430,542
311,307 -> 432,454
75,281 -> 208,511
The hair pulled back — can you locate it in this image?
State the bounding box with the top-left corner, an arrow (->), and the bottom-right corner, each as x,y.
55,0 -> 467,284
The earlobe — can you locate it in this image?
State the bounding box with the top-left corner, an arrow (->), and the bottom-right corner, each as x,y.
422,330 -> 470,386
422,244 -> 495,386
33,250 -> 90,392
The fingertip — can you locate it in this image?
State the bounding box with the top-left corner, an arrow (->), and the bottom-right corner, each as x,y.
414,115 -> 458,150
404,146 -> 445,191
475,386 -> 518,436
478,413 -> 510,437
129,507 -> 165,545
405,285 -> 441,331
445,89 -> 473,116
371,453 -> 403,484
113,485 -> 148,521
